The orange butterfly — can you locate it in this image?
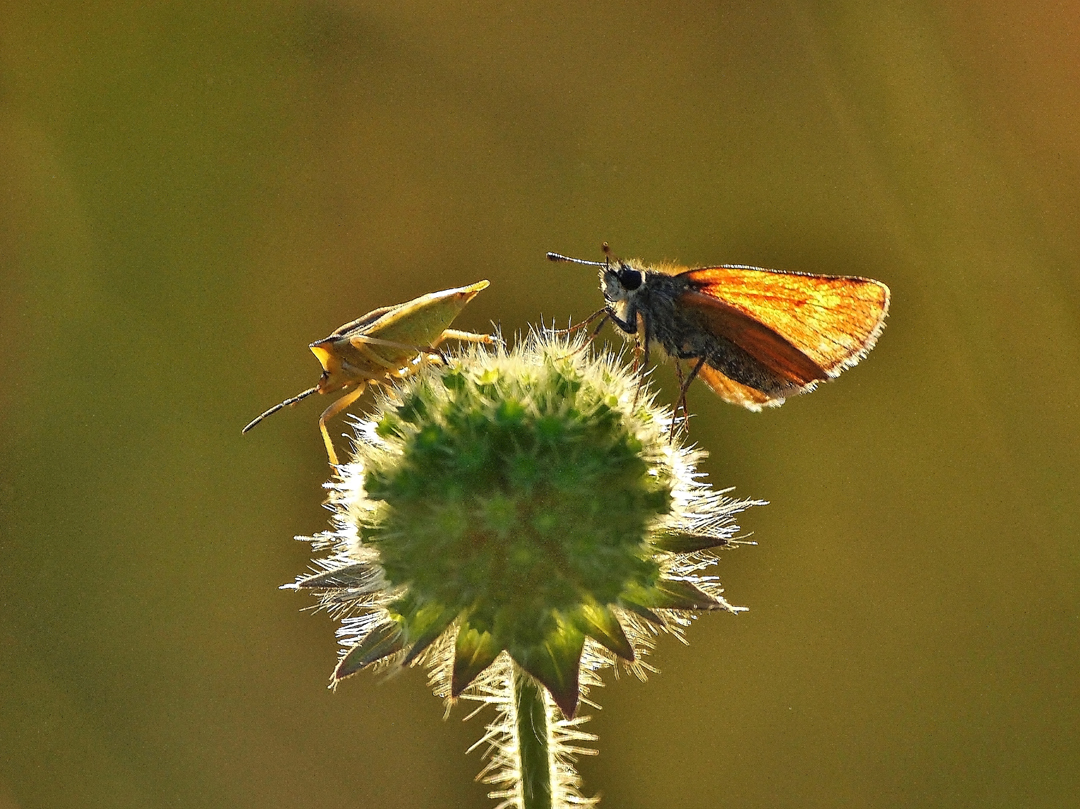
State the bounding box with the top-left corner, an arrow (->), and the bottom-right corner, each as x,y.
549,246 -> 889,422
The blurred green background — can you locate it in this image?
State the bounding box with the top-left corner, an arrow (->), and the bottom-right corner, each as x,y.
2,2 -> 1078,807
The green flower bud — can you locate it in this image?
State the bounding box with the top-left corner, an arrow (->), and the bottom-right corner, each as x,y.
288,331 -> 761,720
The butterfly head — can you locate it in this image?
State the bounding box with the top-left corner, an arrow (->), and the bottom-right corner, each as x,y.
600,260 -> 648,332
601,261 -> 643,300
546,247 -> 650,335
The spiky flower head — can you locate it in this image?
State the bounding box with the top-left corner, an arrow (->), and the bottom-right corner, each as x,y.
289,331 -> 760,718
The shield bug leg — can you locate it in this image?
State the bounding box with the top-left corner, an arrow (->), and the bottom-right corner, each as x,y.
431,328 -> 497,361
318,384 -> 369,466
434,328 -> 496,346
352,329 -> 495,366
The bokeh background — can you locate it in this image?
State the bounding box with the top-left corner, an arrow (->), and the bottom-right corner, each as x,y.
2,2 -> 1078,807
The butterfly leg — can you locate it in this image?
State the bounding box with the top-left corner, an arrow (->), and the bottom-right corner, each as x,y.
632,312 -> 651,407
587,311 -> 610,341
549,306 -> 607,336
672,361 -> 687,441
670,357 -> 707,441
567,310 -> 611,357
573,310 -> 613,357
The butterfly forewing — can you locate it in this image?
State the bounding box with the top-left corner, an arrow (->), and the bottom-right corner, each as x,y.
679,290 -> 828,386
682,266 -> 890,376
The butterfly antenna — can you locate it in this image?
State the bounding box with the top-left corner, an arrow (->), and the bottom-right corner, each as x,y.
242,386 -> 319,434
546,252 -> 606,267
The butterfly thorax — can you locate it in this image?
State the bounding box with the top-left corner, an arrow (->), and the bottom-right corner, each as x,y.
603,261 -> 686,349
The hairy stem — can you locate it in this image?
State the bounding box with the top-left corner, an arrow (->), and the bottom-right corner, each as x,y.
513,664 -> 554,809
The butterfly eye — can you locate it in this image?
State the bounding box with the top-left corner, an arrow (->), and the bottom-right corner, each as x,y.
618,267 -> 643,291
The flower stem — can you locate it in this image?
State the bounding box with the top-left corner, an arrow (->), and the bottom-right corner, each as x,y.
513,663 -> 554,809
